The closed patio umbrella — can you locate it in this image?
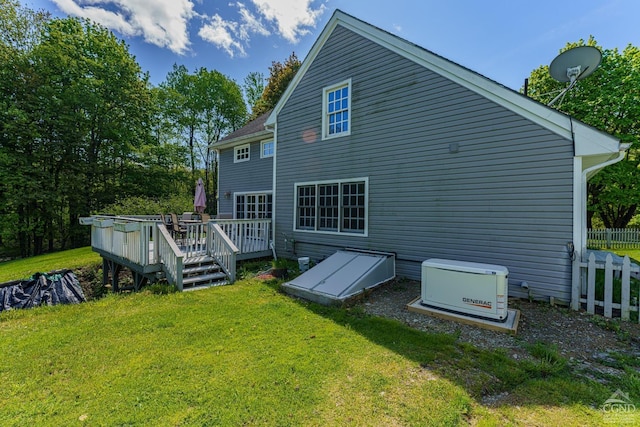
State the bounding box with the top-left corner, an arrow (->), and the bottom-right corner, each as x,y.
194,178 -> 207,213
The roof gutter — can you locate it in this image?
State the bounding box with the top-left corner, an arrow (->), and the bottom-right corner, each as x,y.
211,129 -> 273,151
582,142 -> 630,181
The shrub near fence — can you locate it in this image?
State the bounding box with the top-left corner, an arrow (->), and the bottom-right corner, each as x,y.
588,228 -> 640,249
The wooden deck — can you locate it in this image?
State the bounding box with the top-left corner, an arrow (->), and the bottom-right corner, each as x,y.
80,215 -> 273,291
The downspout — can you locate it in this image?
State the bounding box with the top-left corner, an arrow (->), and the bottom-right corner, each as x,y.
214,148 -> 221,218
571,144 -> 629,309
580,145 -> 629,243
266,121 -> 277,259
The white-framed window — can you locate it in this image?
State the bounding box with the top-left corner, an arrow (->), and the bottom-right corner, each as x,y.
261,140 -> 274,158
234,144 -> 250,163
235,192 -> 273,219
294,177 -> 367,235
322,79 -> 351,140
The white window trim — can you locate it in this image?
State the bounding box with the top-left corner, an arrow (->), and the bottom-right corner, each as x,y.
234,144 -> 250,163
233,191 -> 273,219
322,78 -> 352,141
260,139 -> 274,158
293,177 -> 368,237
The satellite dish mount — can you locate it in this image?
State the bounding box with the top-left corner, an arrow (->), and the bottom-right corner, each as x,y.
547,46 -> 602,106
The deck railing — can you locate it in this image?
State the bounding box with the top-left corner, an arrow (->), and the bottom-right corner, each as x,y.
156,224 -> 184,290
180,222 -> 209,259
209,223 -> 239,283
215,219 -> 272,255
88,216 -> 158,266
89,217 -> 113,253
83,215 -> 270,289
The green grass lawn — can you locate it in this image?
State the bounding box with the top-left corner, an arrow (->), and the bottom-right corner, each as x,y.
2,273 -> 638,426
0,247 -> 101,283
614,248 -> 640,263
1,251 -> 639,425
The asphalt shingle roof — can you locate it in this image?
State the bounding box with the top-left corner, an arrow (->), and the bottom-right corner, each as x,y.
218,110 -> 272,143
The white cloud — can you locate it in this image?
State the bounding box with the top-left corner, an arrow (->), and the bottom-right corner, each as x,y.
51,0 -> 326,58
199,1 -> 324,56
198,14 -> 246,57
251,0 -> 325,43
237,2 -> 270,41
51,0 -> 195,54
199,2 -> 272,57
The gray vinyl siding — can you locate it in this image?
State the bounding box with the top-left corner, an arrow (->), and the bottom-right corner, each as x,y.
217,141 -> 273,217
274,25 -> 575,302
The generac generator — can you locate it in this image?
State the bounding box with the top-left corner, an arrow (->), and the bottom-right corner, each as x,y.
421,258 -> 509,322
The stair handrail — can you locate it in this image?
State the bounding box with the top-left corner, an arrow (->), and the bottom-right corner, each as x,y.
157,223 -> 184,290
208,223 -> 239,283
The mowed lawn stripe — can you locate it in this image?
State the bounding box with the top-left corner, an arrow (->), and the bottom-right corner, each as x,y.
0,279 -> 471,426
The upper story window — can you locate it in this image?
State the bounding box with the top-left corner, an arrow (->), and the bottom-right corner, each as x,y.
234,144 -> 250,163
322,79 -> 351,140
261,140 -> 274,158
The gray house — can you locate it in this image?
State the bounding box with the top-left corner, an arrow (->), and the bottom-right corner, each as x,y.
214,110 -> 273,220
219,10 -> 625,304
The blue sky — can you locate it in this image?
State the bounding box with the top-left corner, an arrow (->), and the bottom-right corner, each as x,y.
24,0 -> 640,91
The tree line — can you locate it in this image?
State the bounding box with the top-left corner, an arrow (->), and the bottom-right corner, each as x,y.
0,0 -> 299,257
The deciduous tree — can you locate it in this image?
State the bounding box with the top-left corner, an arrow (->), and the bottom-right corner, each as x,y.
158,65 -> 246,213
526,38 -> 640,228
1,11 -> 154,255
251,52 -> 301,119
243,71 -> 265,116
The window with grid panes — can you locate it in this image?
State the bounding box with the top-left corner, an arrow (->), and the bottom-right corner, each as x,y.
318,184 -> 339,231
296,185 -> 316,230
341,182 -> 366,232
234,144 -> 250,162
295,179 -> 366,235
323,79 -> 351,139
261,140 -> 274,158
235,193 -> 272,219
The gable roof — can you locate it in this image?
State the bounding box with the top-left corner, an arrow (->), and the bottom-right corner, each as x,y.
266,9 -> 621,161
212,110 -> 273,150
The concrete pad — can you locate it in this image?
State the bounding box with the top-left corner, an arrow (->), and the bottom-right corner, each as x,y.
407,297 -> 520,335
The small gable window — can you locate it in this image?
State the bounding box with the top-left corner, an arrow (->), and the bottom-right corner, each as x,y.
322,79 -> 351,140
234,144 -> 250,163
261,140 -> 274,158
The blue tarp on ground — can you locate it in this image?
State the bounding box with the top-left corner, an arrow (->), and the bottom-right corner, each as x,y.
0,270 -> 85,312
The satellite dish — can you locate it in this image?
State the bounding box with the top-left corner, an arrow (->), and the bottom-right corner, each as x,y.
549,46 -> 601,82
547,46 -> 602,105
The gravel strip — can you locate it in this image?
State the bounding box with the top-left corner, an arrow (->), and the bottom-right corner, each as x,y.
360,279 -> 640,367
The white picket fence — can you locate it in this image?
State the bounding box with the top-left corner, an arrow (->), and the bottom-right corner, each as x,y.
588,228 -> 640,249
579,252 -> 639,322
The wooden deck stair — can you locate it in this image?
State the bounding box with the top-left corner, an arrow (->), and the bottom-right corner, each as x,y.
81,215 -> 273,293
181,255 -> 229,290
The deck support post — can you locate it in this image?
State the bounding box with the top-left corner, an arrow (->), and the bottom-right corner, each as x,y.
132,271 -> 148,291
102,258 -> 122,292
102,258 -> 109,289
